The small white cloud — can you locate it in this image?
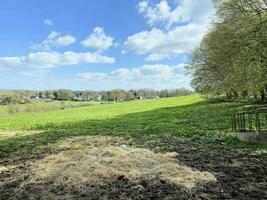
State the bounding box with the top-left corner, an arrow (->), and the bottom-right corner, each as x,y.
19,71 -> 37,77
81,27 -> 114,52
0,51 -> 115,70
31,31 -> 76,51
44,19 -> 54,26
138,1 -> 149,13
77,72 -> 108,81
138,0 -> 213,29
145,54 -> 169,62
56,35 -> 76,46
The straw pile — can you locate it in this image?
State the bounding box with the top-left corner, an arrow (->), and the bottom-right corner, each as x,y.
29,136 -> 216,189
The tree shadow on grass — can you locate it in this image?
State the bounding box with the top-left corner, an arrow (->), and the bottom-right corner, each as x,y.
0,101 -> 245,164
1,101 -> 267,200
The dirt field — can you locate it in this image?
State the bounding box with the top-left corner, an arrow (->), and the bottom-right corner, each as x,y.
0,136 -> 266,200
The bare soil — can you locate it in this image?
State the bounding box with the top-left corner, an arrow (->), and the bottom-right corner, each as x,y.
0,137 -> 266,200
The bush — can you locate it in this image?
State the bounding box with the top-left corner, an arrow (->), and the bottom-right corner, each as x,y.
0,93 -> 22,105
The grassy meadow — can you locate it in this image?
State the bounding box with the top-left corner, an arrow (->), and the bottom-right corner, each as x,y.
0,95 -> 204,131
1,94 -> 260,163
1,95 -> 267,200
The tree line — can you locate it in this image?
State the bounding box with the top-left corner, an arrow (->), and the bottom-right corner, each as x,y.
188,0 -> 267,101
0,88 -> 193,105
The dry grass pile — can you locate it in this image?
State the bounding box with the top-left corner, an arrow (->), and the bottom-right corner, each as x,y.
28,136 -> 216,189
56,135 -> 128,150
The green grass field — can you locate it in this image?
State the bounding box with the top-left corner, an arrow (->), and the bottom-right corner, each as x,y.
1,95 -> 266,160
1,95 -> 267,200
2,94 -> 260,162
0,95 -> 205,131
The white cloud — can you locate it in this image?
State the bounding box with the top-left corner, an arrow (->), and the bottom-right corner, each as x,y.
145,53 -> 169,62
138,0 -> 213,28
81,27 -> 114,52
19,71 -> 40,77
31,31 -> 76,51
77,72 -> 109,81
77,64 -> 189,89
0,51 -> 115,70
44,19 -> 54,26
125,0 -> 214,61
138,1 -> 149,13
0,64 -> 189,90
124,23 -> 205,59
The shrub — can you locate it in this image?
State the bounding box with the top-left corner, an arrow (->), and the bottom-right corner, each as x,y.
0,93 -> 22,105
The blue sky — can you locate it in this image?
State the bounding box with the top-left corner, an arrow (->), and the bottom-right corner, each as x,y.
0,0 -> 214,90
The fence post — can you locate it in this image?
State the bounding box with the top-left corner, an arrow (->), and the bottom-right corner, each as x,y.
243,113 -> 246,131
256,112 -> 260,132
248,113 -> 252,131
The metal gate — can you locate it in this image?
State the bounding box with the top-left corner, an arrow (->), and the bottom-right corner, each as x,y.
231,107 -> 267,133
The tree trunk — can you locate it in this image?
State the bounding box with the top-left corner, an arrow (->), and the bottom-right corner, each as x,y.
264,84 -> 267,102
253,92 -> 258,100
226,92 -> 232,99
260,88 -> 265,102
233,91 -> 239,99
242,90 -> 248,98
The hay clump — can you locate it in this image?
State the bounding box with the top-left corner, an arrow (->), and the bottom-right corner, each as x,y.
30,136 -> 216,189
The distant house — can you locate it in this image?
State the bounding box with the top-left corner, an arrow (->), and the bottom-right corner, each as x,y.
96,95 -> 102,101
29,96 -> 39,100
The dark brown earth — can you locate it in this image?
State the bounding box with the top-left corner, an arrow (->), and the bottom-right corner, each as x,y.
0,137 -> 267,200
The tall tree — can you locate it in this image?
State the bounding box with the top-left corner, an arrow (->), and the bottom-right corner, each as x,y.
189,0 -> 267,100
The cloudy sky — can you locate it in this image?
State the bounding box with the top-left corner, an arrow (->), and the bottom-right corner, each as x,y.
0,0 -> 214,90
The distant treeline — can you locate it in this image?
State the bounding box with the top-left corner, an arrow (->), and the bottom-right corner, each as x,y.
0,88 -> 193,105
